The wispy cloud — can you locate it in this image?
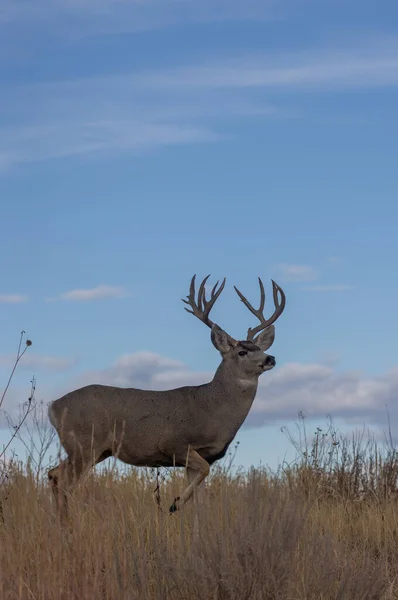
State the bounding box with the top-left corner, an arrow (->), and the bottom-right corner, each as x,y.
0,353 -> 75,371
316,351 -> 341,367
1,38 -> 398,170
141,42 -> 398,91
301,284 -> 354,292
0,121 -> 221,171
327,256 -> 343,265
0,0 -> 275,35
0,294 -> 27,304
274,257 -> 351,290
275,263 -> 318,282
59,284 -> 127,301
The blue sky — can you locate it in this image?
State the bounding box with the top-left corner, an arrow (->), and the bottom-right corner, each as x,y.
1,0 -> 398,470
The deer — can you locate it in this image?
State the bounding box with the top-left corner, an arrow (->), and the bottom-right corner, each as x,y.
48,274 -> 286,516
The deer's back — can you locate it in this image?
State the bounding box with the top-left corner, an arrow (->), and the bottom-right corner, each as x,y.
48,382 -> 220,459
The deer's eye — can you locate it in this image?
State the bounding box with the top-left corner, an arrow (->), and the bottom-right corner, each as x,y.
238,350 -> 247,357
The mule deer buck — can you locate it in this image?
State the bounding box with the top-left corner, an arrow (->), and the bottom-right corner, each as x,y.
48,275 -> 286,515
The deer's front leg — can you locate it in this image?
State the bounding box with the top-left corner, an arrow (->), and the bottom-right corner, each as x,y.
169,450 -> 210,513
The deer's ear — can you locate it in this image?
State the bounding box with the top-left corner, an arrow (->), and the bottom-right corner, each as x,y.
211,324 -> 235,354
253,325 -> 275,351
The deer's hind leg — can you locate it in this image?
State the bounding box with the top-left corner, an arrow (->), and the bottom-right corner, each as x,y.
48,454 -> 89,518
48,449 -> 110,519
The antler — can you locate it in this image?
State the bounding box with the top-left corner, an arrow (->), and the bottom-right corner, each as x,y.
233,278 -> 286,341
182,274 -> 227,329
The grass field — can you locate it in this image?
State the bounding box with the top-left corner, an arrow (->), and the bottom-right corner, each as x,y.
1,421 -> 398,599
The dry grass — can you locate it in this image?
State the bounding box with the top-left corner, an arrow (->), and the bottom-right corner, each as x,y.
2,424 -> 398,600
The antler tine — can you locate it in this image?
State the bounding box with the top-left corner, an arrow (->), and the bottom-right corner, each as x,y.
234,278 -> 286,341
203,277 -> 226,316
271,279 -> 286,317
197,275 -> 210,313
258,277 -> 265,313
182,274 -> 227,329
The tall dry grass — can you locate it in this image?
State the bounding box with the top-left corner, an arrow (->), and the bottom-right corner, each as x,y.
1,421 -> 398,600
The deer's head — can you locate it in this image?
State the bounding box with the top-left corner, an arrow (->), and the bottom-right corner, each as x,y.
182,275 -> 286,379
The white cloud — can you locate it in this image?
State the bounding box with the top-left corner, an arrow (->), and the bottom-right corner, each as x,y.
301,284 -> 354,292
0,294 -> 27,304
74,351 -> 206,390
275,263 -> 318,282
249,362 -> 398,428
59,284 -> 127,301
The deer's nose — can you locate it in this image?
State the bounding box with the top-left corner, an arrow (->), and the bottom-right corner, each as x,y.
264,355 -> 276,367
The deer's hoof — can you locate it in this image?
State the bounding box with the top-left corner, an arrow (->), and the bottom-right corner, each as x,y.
169,497 -> 180,513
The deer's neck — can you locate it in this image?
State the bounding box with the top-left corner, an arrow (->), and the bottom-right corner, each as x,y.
211,362 -> 259,420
